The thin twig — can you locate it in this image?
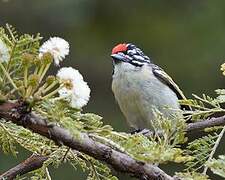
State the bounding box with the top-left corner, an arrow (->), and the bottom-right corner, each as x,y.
187,115 -> 225,132
0,154 -> 48,180
45,167 -> 52,180
62,147 -> 70,162
0,62 -> 18,90
202,125 -> 225,175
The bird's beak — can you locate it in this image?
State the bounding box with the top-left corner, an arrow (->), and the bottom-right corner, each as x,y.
111,53 -> 130,62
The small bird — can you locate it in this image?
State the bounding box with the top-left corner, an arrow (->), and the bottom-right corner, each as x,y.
111,43 -> 187,131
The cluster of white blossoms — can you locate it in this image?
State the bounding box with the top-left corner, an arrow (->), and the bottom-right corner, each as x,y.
39,37 -> 69,66
0,39 -> 10,62
39,37 -> 90,109
57,67 -> 91,109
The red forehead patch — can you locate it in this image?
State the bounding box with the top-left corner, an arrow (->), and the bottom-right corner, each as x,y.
112,43 -> 127,54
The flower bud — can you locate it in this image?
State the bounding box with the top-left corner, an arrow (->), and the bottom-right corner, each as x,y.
21,53 -> 34,66
46,75 -> 56,85
15,80 -> 23,87
40,52 -> 53,64
33,57 -> 42,66
28,74 -> 39,87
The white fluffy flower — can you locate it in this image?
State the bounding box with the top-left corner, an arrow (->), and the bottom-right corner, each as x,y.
0,39 -> 10,62
39,37 -> 69,66
57,67 -> 91,109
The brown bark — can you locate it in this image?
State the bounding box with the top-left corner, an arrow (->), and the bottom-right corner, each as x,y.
0,154 -> 48,180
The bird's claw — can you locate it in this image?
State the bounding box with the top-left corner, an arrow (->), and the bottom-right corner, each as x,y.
130,128 -> 153,136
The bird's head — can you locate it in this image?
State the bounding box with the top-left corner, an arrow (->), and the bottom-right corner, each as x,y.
111,43 -> 151,67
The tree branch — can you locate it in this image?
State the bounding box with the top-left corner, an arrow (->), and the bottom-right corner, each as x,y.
187,115 -> 225,132
0,154 -> 48,180
0,101 -> 174,180
1,102 -> 224,179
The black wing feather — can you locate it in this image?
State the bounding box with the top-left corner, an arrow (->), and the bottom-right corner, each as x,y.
151,64 -> 191,110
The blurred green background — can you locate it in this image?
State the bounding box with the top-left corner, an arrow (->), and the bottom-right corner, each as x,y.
0,0 -> 225,179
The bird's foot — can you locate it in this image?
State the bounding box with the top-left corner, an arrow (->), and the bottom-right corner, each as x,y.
130,128 -> 153,136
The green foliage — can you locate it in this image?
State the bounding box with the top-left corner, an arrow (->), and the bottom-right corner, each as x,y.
175,172 -> 209,180
117,133 -> 189,164
34,99 -> 113,136
0,24 -> 59,102
108,111 -> 190,164
0,121 -> 57,155
0,121 -> 17,156
207,155 -> 225,178
180,94 -> 225,121
0,25 -> 41,94
68,151 -> 118,180
185,133 -> 219,172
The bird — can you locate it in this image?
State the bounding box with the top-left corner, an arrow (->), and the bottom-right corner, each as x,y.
111,43 -> 187,131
